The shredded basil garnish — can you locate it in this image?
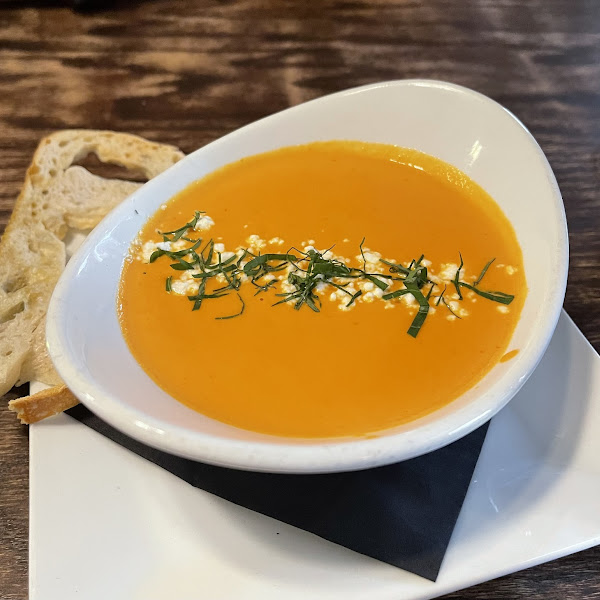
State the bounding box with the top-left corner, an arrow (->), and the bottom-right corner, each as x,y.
145,213 -> 516,333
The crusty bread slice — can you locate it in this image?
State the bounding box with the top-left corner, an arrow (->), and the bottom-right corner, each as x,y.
2,130 -> 184,420
9,385 -> 79,424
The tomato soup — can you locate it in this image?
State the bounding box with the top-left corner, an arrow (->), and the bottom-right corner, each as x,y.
118,142 -> 526,438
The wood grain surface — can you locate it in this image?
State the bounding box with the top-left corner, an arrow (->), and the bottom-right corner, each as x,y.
1,1 -> 599,598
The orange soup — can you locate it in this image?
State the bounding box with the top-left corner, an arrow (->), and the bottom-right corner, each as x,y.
118,142 -> 526,438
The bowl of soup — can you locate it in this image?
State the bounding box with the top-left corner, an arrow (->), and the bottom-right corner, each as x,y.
46,80 -> 568,473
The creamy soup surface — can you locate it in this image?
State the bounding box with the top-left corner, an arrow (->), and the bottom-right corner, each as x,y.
119,141 -> 526,438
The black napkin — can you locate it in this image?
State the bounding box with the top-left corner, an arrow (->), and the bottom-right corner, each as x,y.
66,404 -> 488,581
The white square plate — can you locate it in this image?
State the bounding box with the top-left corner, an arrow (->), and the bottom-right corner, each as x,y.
30,311 -> 600,599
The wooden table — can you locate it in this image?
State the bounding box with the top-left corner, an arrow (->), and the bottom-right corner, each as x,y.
1,1 -> 599,597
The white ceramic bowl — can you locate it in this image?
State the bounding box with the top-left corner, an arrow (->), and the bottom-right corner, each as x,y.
46,80 -> 568,473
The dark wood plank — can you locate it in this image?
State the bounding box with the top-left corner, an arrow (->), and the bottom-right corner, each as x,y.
0,1 -> 599,598
0,388 -> 29,600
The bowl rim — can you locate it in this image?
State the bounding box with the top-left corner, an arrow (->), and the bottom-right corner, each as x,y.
46,79 -> 569,473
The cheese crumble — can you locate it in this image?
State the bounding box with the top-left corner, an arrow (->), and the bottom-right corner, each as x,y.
135,222 -> 511,322
194,215 -> 215,231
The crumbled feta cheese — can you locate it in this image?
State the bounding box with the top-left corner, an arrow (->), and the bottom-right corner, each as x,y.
246,234 -> 266,250
280,280 -> 295,294
171,240 -> 187,251
401,293 -> 416,307
146,230 -> 497,324
360,250 -> 381,265
194,214 -> 215,231
171,280 -> 191,295
180,270 -> 195,282
437,263 -> 461,282
140,241 -> 158,262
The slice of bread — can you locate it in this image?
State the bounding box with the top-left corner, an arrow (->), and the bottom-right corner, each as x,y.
2,130 -> 184,422
9,385 -> 79,424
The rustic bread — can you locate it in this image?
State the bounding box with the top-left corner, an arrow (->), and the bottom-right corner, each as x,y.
9,385 -> 79,425
2,130 -> 184,422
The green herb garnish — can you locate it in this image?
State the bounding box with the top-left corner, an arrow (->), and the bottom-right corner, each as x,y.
459,283 -> 514,305
146,213 -> 516,334
453,254 -> 515,306
380,255 -> 432,337
435,284 -> 447,306
365,274 -> 389,291
441,296 -> 461,319
162,211 -> 204,241
346,290 -> 362,307
215,293 -> 246,320
452,252 -> 464,300
473,258 -> 495,286
243,253 -> 299,278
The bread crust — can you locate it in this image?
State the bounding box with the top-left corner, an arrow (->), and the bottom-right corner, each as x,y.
2,130 -> 184,421
8,385 -> 79,424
